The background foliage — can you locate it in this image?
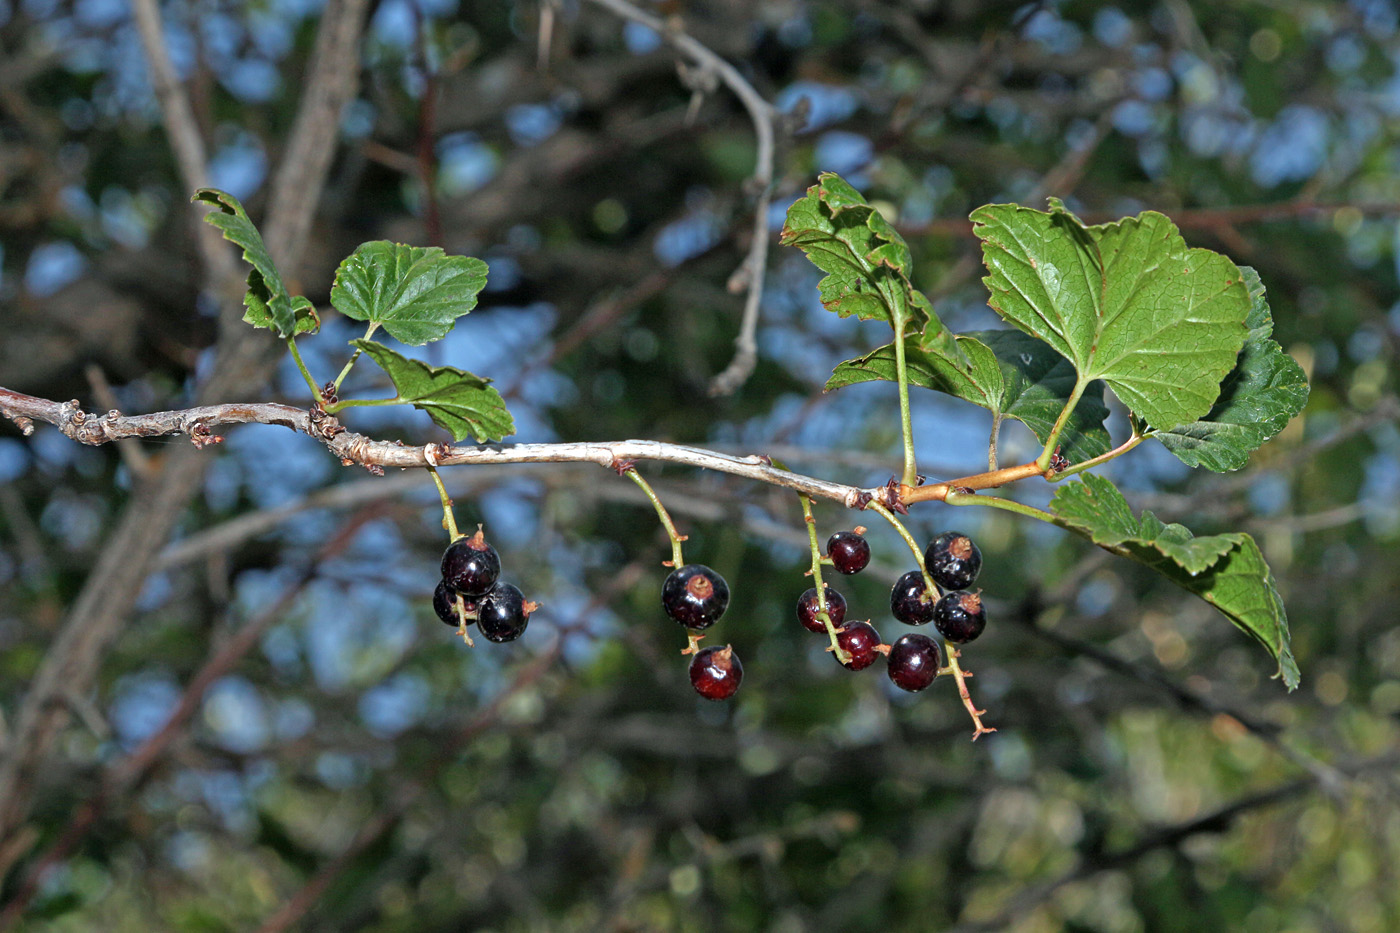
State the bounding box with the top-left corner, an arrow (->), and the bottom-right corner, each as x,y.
2,0 -> 1400,930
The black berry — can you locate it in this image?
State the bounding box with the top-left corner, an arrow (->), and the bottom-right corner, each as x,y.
477,582 -> 536,643
925,531 -> 981,591
835,621 -> 882,671
689,645 -> 743,700
661,564 -> 730,630
933,591 -> 986,644
827,531 -> 871,575
886,633 -> 941,692
433,581 -> 476,627
441,528 -> 501,597
796,585 -> 846,634
890,571 -> 936,626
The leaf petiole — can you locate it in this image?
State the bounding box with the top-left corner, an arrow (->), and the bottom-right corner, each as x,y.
1035,376 -> 1089,472
286,337 -> 322,400
893,320 -> 919,487
944,488 -> 1058,524
332,322 -> 380,394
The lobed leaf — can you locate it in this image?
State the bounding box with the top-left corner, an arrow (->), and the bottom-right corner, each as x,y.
1050,473 -> 1299,689
351,339 -> 514,443
826,329 -> 1112,463
971,199 -> 1251,431
192,188 -> 311,337
1152,267 -> 1310,471
781,173 -> 966,367
331,241 -> 488,346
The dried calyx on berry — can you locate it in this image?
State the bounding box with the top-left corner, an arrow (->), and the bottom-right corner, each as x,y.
441,526 -> 502,597
661,564 -> 730,630
925,531 -> 981,592
933,590 -> 986,644
690,644 -> 743,700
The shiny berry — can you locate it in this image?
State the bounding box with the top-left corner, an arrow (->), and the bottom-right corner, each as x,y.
886,633 -> 941,692
835,621 -> 882,671
933,591 -> 986,644
890,571 -> 936,626
796,585 -> 847,634
689,645 -> 743,700
477,582 -> 537,643
661,564 -> 730,630
433,581 -> 476,627
827,531 -> 871,575
440,529 -> 501,597
925,531 -> 981,591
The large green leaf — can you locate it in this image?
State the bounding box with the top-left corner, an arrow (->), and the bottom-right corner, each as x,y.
192,188 -> 314,337
971,199 -> 1251,431
1051,473 -> 1298,690
350,339 -> 514,443
781,173 -> 966,367
827,329 -> 1112,462
331,242 -> 489,346
1151,266 -> 1310,471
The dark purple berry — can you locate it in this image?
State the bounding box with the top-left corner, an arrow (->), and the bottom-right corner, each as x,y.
925,531 -> 981,591
441,528 -> 501,597
477,582 -> 537,643
886,633 -> 941,692
796,586 -> 846,634
689,645 -> 743,700
835,621 -> 883,671
433,581 -> 477,627
827,531 -> 871,575
890,571 -> 936,626
933,591 -> 986,644
661,564 -> 730,630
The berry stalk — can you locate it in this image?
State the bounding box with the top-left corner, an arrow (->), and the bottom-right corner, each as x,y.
942,643 -> 996,741
864,500 -> 939,597
625,468 -> 685,568
425,462 -> 461,540
800,494 -> 850,664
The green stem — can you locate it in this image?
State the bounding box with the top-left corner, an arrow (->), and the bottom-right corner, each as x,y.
800,494 -> 849,663
286,337 -> 322,400
865,500 -> 940,597
1035,376 -> 1089,471
988,412 -> 1004,472
945,489 -> 1058,524
626,469 -> 685,568
324,396 -> 402,413
426,464 -> 461,540
943,643 -> 996,740
1049,431 -> 1147,482
333,322 -> 379,393
893,320 -> 918,487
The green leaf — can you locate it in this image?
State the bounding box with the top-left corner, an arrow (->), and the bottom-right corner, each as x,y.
826,329 -> 1112,463
971,199 -> 1251,431
350,339 -> 514,443
1152,266 -> 1310,471
781,173 -> 966,366
1050,473 -> 1299,690
331,241 -> 489,345
192,188 -> 302,338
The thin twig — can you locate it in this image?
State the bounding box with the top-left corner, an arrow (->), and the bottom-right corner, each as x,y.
582,0 -> 777,395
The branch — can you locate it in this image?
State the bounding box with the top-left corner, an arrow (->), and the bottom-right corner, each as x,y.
0,387 -> 878,508
582,0 -> 778,396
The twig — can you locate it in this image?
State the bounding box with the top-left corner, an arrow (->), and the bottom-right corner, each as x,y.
0,387 -> 877,508
581,0 -> 777,395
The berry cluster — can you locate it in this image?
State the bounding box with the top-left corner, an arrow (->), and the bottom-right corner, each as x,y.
792,528 -> 989,697
660,563 -> 743,701
432,527 -> 539,644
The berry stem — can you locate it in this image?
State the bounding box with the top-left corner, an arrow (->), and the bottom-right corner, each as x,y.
331,322 -> 380,394
800,494 -> 851,664
286,337 -> 322,400
1035,375 -> 1089,472
425,464 -> 462,540
454,593 -> 475,647
942,643 -> 996,741
944,488 -> 1057,524
865,500 -> 940,598
893,318 -> 919,488
625,468 -> 685,568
